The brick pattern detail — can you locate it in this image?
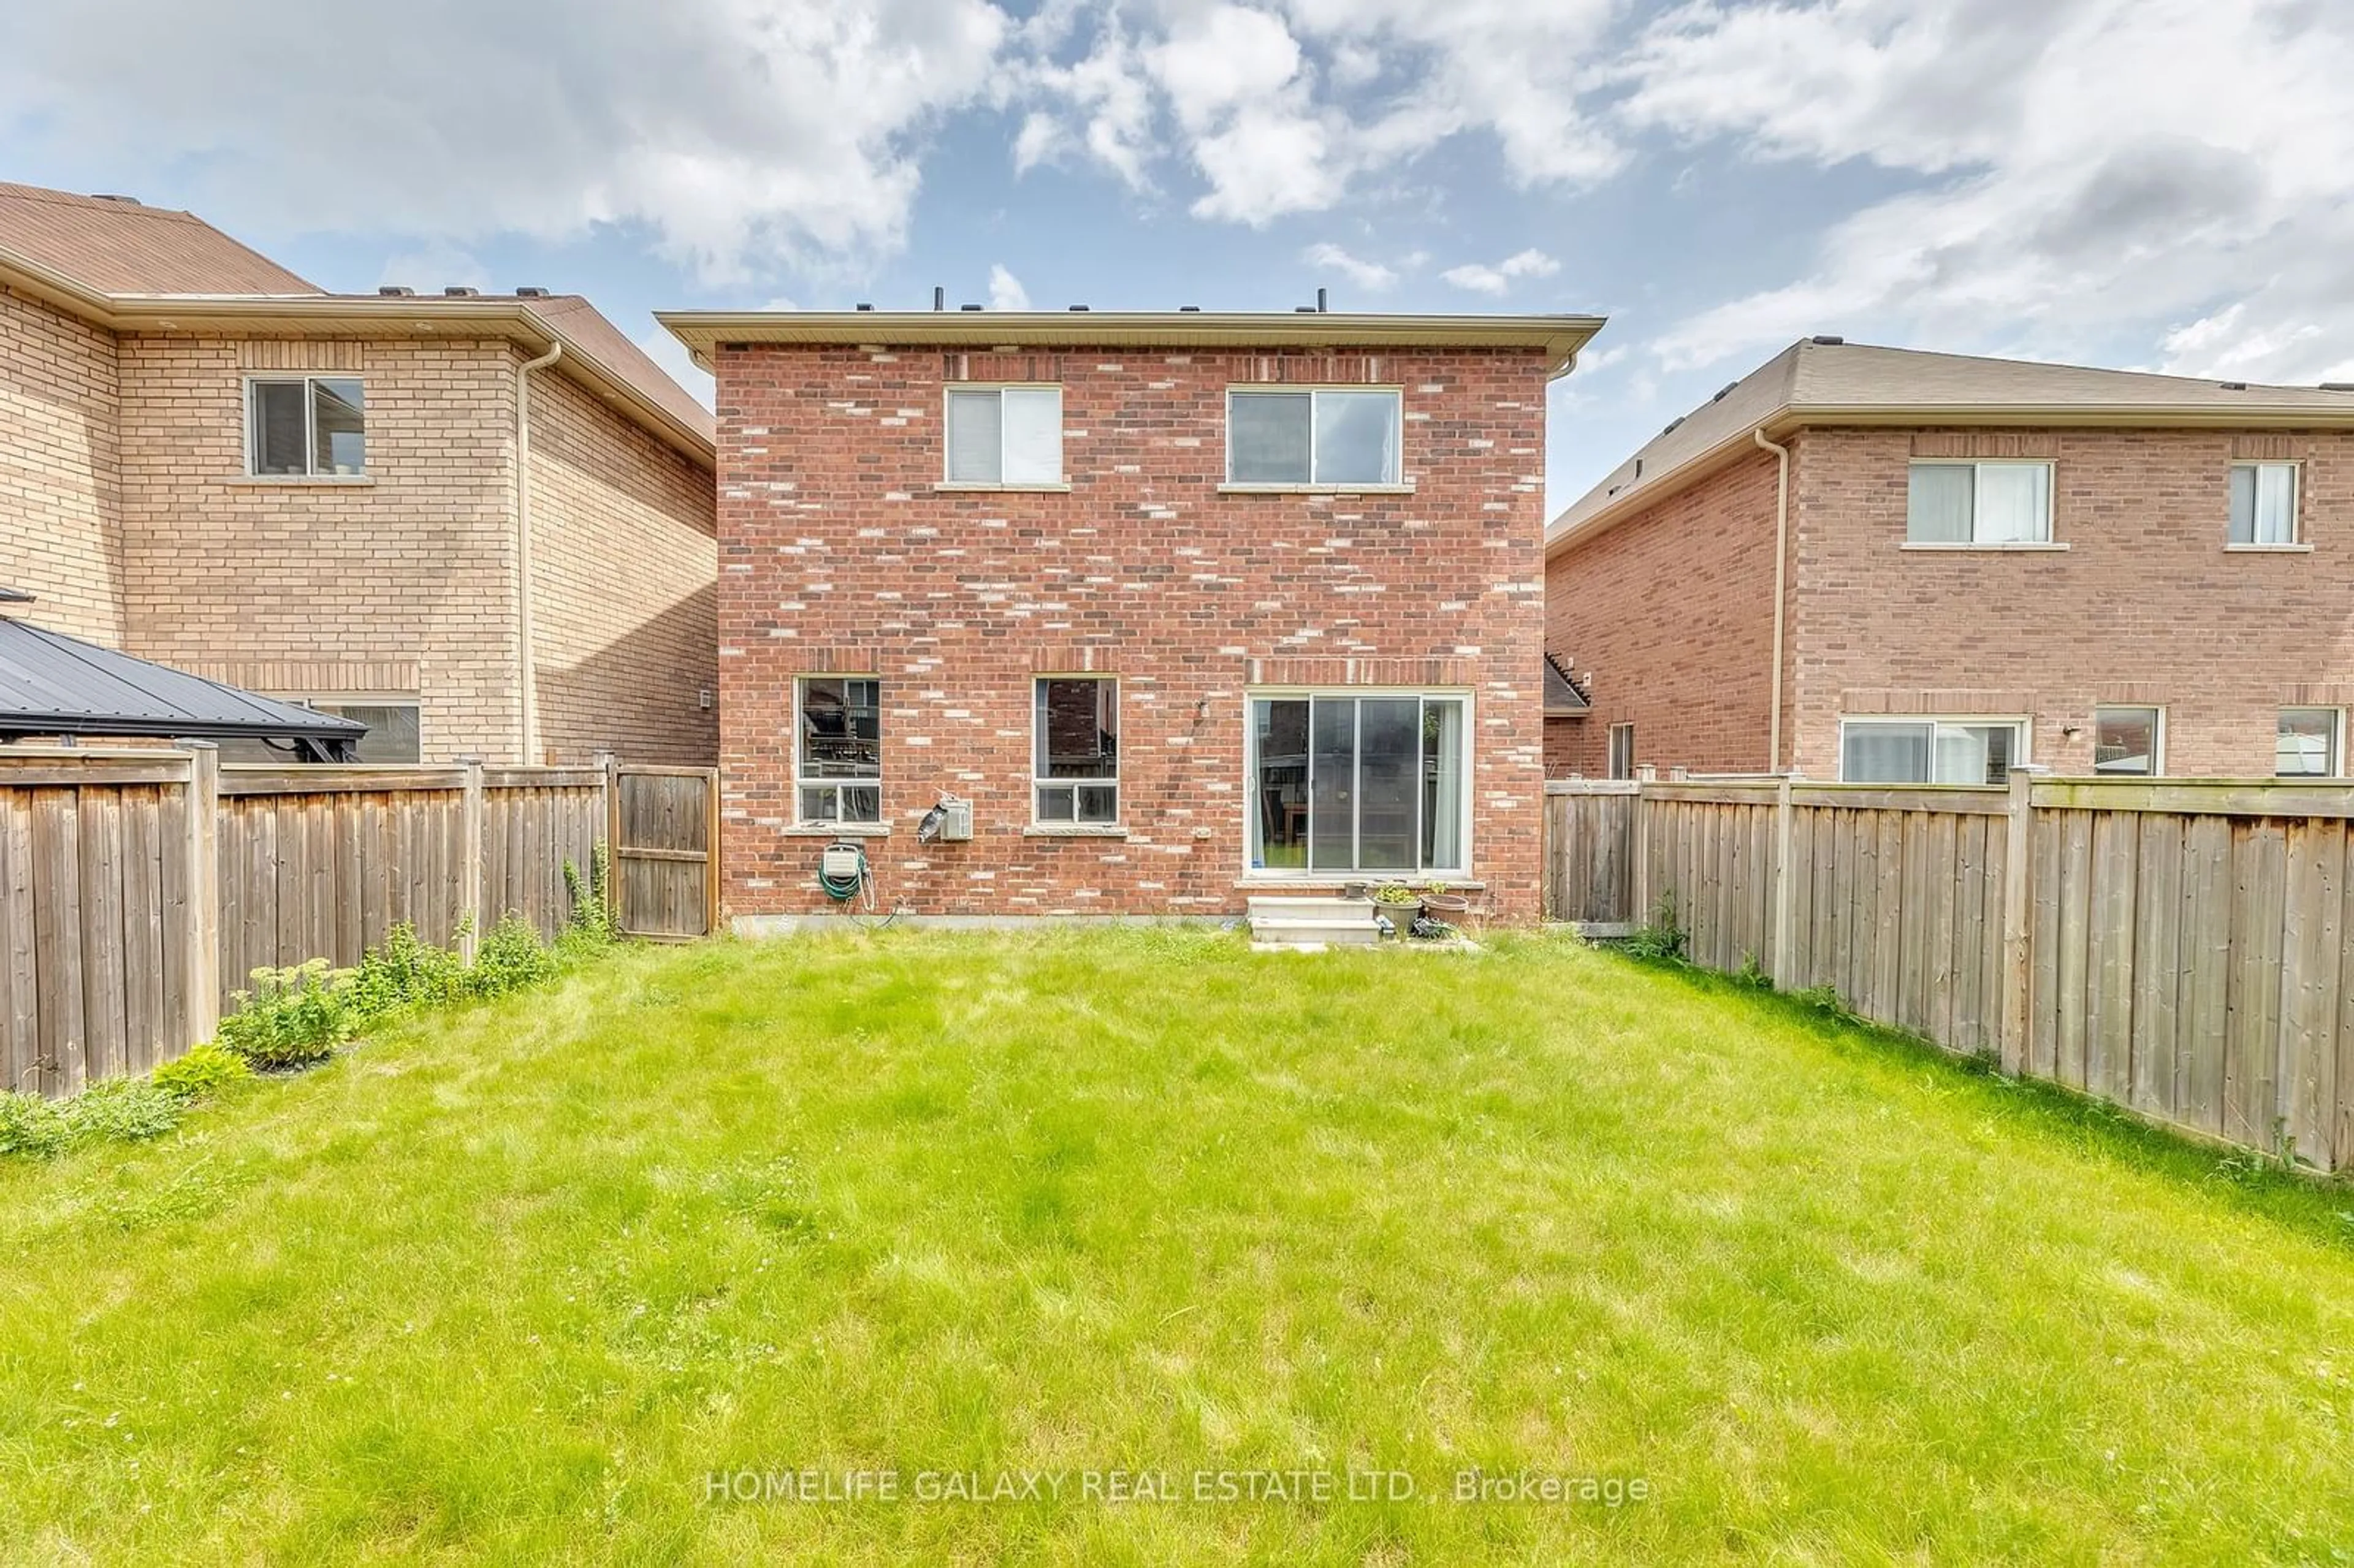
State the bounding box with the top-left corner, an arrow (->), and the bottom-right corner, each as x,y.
1548,425 -> 2354,781
714,343 -> 1552,919
1544,447 -> 1781,777
0,316 -> 717,767
0,285 -> 124,641
526,365 -> 718,764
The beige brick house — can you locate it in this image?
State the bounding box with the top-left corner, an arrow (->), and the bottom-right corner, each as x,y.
0,182 -> 717,764
1546,339 -> 2354,782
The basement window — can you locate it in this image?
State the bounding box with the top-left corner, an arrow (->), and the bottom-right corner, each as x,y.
945,385 -> 1062,485
248,376 -> 365,476
1034,676 -> 1119,824
1227,388 -> 1401,487
797,676 -> 882,823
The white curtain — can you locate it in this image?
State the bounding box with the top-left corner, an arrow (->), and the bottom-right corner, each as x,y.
1973,463 -> 2049,543
1001,387 -> 1062,484
1423,699 -> 1464,870
1842,724 -> 1930,782
1906,465 -> 1973,542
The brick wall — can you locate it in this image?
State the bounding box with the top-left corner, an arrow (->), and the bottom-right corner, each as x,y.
1788,425 -> 2354,778
0,284 -> 124,641
113,334 -> 525,761
714,342 -> 1552,921
1544,447 -> 1781,775
525,365 -> 718,764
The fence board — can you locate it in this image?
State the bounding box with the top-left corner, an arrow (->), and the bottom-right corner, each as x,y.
1542,773 -> 2354,1171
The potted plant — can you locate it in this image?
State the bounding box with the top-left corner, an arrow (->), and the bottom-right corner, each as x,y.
1373,883 -> 1423,923
1420,882 -> 1470,919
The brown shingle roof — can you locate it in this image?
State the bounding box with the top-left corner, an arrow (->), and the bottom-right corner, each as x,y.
520,294 -> 715,447
1551,339 -> 2354,547
0,182 -> 319,295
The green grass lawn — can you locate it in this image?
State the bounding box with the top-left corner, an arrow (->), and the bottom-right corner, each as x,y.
2,929 -> 2352,1565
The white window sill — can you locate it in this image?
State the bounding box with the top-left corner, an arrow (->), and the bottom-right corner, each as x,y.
1238,873 -> 1480,888
933,481 -> 1072,493
1217,482 -> 1416,497
783,822 -> 889,838
2225,542 -> 2312,553
230,474 -> 374,486
1899,541 -> 2068,552
1022,824 -> 1129,838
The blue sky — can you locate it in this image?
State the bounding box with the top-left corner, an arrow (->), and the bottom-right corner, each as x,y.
5,0 -> 2349,513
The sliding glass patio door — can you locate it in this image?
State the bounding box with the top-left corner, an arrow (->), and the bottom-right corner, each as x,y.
1250,693 -> 1468,876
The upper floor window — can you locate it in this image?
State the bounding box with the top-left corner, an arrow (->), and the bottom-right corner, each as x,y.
1906,460 -> 2051,545
1840,717 -> 2026,784
249,376 -> 365,477
1607,722 -> 1634,781
2277,707 -> 2340,777
2229,461 -> 2299,546
797,676 -> 882,823
1227,388 -> 1401,487
945,385 -> 1061,485
1034,676 -> 1119,824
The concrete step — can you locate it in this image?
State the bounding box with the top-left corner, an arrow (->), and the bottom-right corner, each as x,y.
1246,913 -> 1381,948
1244,895 -> 1376,919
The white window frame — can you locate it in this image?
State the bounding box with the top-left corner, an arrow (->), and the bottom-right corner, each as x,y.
1837,715 -> 2032,784
1223,386 -> 1407,491
2092,705 -> 2164,777
1032,675 -> 1120,826
243,374 -> 367,479
2227,460 -> 2304,549
1903,459 -> 2058,548
2277,707 -> 2342,778
795,675 -> 883,824
1241,687 -> 1474,881
1607,722 -> 1635,781
941,382 -> 1065,488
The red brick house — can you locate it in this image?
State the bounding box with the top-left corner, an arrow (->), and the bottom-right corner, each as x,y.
658,308 -> 1603,926
1546,339 -> 2354,782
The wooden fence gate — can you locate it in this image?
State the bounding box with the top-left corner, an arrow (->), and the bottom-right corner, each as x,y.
608,764 -> 719,940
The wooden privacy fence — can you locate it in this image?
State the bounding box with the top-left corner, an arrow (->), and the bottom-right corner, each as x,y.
1545,774 -> 2354,1174
1,747 -> 717,1098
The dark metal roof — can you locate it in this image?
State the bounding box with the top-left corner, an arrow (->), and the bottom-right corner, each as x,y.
0,616 -> 367,751
1544,652 -> 1590,715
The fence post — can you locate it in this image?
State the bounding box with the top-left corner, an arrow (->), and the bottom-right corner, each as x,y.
596,750 -> 622,926
2000,766 -> 2035,1074
458,756 -> 484,961
1771,773 -> 1796,988
183,742 -> 221,1043
1631,771 -> 1653,927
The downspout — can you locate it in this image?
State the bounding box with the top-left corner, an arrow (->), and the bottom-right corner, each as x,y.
515,339 -> 562,764
1754,427 -> 1792,773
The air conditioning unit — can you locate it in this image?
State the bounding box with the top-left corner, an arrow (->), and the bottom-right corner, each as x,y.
940,797 -> 973,841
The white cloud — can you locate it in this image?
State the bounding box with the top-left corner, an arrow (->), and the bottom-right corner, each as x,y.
0,0 -> 1010,284
1627,0 -> 2354,384
1018,0 -> 1626,225
1301,242 -> 1398,292
1441,248 -> 1561,295
988,263 -> 1031,310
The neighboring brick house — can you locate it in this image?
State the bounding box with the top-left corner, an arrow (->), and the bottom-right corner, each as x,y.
0,182 -> 717,765
1546,339 -> 2354,782
659,308 -> 1602,924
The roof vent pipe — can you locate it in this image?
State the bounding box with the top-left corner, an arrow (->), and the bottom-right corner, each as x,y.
1316,287 -> 1328,313
960,303 -> 982,311
1810,335 -> 1845,345
1179,305 -> 1202,312
1068,304 -> 1089,312
933,286 -> 945,312
855,302 -> 874,311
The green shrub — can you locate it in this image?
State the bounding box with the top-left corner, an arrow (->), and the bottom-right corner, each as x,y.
560,841 -> 620,953
1733,953 -> 1772,989
0,1090 -> 70,1159
1621,893 -> 1688,962
152,1041 -> 253,1101
471,913 -> 556,997
346,921 -> 470,1023
61,1077 -> 185,1144
218,959 -> 351,1070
